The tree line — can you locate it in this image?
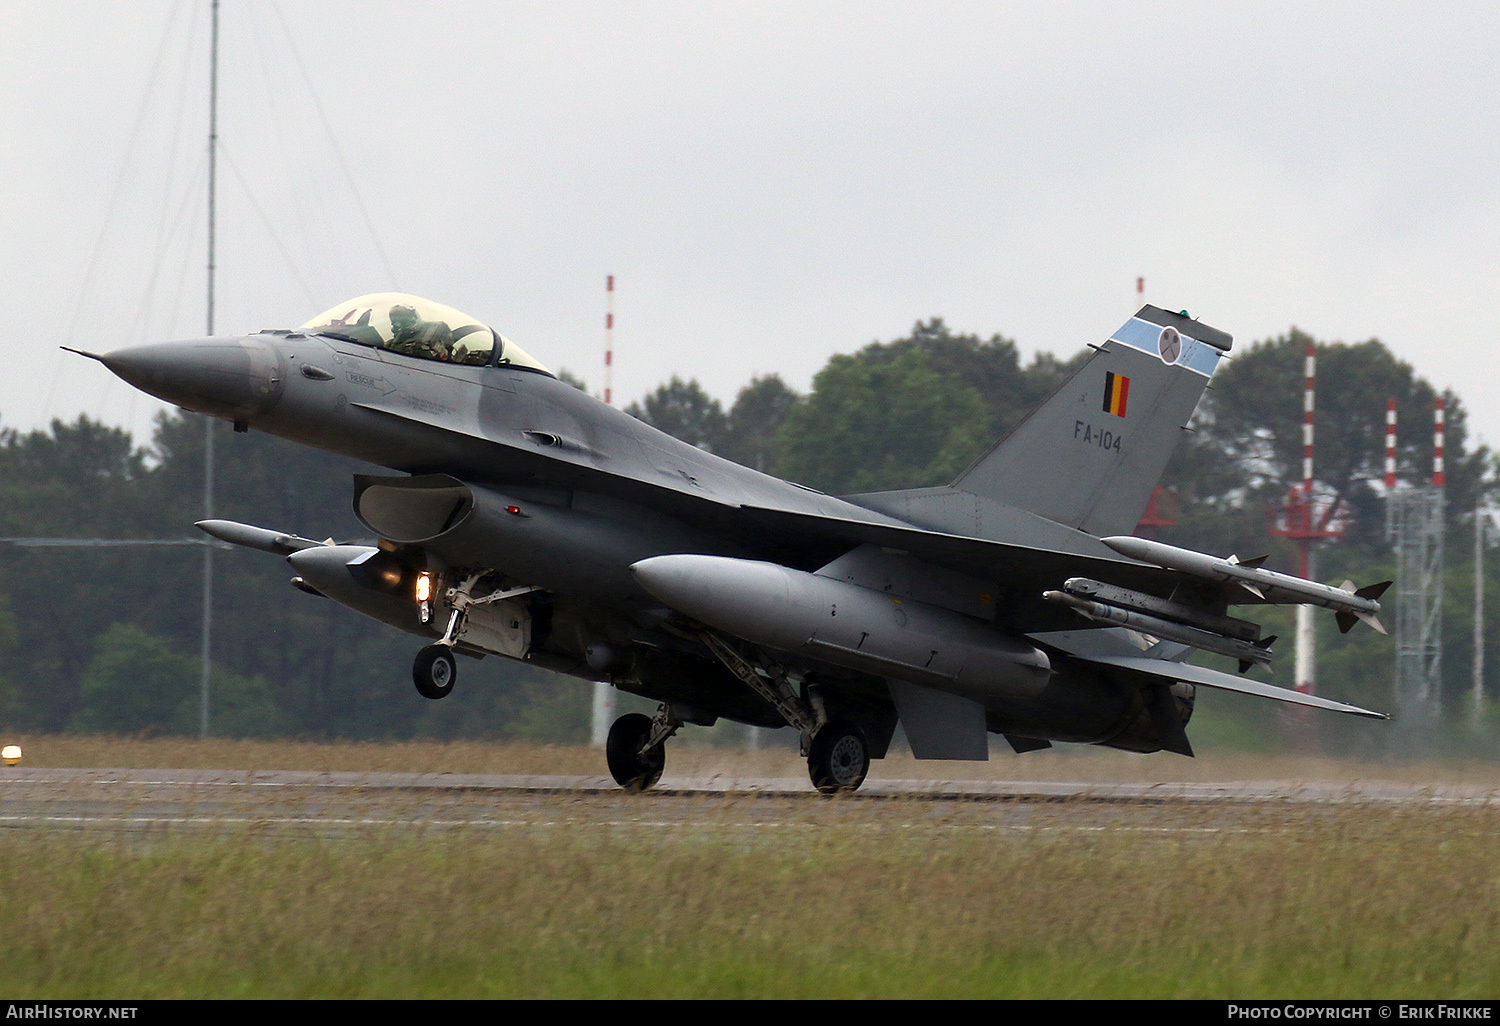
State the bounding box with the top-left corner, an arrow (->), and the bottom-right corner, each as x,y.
0,317 -> 1492,750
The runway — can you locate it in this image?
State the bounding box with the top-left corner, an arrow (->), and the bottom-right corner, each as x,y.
3,767 -> 1497,838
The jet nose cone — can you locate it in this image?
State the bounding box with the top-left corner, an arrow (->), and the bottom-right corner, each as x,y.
100,337 -> 284,422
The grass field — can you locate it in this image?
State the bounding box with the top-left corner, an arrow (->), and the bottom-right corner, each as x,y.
2,737 -> 1499,998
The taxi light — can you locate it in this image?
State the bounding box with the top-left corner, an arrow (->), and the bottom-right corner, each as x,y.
415,573 -> 432,603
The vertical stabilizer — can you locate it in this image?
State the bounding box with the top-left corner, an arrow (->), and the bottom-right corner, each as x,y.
951,306 -> 1230,537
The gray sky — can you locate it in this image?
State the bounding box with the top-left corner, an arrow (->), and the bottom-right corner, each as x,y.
6,1 -> 1499,457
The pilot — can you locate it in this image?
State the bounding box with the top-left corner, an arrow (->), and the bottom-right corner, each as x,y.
387,304 -> 455,360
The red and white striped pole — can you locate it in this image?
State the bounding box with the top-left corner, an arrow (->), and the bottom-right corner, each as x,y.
593,274 -> 619,746
1295,341 -> 1316,696
1433,397 -> 1446,486
1303,341 -> 1316,499
604,275 -> 615,406
1385,399 -> 1398,489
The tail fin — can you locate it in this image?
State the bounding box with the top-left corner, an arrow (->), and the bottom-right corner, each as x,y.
950,306 -> 1231,537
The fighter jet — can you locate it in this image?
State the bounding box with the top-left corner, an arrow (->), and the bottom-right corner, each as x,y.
80,293 -> 1389,793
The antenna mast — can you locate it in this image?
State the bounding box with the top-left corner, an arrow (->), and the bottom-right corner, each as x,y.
200,0 -> 220,739
592,274 -> 617,745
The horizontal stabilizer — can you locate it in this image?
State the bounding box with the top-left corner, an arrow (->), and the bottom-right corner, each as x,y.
1084,654 -> 1388,720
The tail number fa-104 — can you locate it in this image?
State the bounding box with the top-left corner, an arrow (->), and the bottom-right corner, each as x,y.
1074,420 -> 1123,452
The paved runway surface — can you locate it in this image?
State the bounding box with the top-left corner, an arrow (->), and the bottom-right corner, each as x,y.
2,767 -> 1497,838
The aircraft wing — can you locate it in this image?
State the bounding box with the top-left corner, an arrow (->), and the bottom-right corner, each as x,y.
734,503 -> 1181,599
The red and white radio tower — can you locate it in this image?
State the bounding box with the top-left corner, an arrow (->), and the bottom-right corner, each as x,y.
1269,341 -> 1345,697
604,274 -> 615,406
1385,399 -> 1397,490
592,275 -> 619,746
1433,397 -> 1446,486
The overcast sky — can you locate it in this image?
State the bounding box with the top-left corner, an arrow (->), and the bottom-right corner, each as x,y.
6,1 -> 1499,455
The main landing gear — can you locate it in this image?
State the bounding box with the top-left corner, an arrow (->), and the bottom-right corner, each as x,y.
602,630 -> 874,797
606,707 -> 680,792
807,720 -> 870,795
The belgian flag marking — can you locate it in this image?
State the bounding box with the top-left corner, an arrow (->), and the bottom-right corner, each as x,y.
1103,372 -> 1130,417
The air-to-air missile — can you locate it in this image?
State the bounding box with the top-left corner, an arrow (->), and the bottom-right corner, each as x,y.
1100,535 -> 1390,634
197,518 -> 325,556
1042,579 -> 1276,672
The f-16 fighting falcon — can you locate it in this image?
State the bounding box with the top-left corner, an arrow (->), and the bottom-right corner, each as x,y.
78,294 -> 1389,793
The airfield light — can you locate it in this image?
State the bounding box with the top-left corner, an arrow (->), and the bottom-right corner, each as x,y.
2,745 -> 21,766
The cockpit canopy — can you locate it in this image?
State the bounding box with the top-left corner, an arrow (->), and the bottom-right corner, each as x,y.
299,293 -> 550,374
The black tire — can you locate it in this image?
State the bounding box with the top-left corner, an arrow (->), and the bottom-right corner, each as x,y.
606,712 -> 665,792
808,721 -> 869,795
413,645 -> 457,700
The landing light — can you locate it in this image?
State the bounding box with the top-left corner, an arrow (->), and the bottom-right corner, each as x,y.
2,744 -> 21,766
416,572 -> 434,624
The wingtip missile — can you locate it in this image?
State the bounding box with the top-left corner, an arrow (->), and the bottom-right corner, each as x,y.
1100,535 -> 1386,628
196,519 -> 324,556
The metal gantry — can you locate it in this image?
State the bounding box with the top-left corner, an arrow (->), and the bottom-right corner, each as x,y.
1387,484 -> 1445,724
1385,397 -> 1448,747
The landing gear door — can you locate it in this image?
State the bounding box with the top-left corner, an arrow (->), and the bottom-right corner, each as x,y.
457,598 -> 531,659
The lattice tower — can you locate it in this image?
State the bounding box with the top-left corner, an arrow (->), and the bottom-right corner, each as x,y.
1385,399 -> 1446,744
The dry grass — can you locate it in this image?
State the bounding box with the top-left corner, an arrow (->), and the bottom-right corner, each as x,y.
8,733 -> 1500,789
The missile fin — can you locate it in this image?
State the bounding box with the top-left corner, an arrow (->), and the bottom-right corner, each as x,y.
1357,580 -> 1393,602
1336,608 -> 1386,635
1239,635 -> 1277,673
1235,554 -> 1269,569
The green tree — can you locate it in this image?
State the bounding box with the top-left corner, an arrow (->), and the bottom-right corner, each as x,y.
776,345 -> 993,493
718,375 -> 798,473
768,319 -> 1087,494
626,377 -> 727,452
70,623 -> 198,734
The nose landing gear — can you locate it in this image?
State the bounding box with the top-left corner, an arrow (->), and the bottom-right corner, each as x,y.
412,644 -> 456,700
